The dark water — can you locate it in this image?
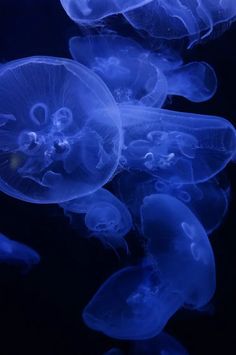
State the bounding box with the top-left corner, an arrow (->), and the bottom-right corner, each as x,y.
0,1 -> 235,354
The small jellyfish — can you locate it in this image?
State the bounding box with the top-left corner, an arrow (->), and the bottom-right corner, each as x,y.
141,194 -> 216,309
0,56 -> 121,203
60,188 -> 132,251
120,104 -> 236,184
60,0 -> 153,24
132,332 -> 189,355
124,0 -> 236,47
69,35 -> 168,107
83,262 -> 183,340
0,232 -> 40,272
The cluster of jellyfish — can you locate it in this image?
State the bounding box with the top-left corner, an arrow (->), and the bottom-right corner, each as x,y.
0,0 -> 236,354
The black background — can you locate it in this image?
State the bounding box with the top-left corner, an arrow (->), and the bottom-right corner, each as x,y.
0,1 -> 235,354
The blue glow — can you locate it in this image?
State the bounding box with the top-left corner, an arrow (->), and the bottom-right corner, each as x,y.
60,188 -> 132,250
0,232 -> 40,272
124,0 -> 236,46
0,56 -> 121,203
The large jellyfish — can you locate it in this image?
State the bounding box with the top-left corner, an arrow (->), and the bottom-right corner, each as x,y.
141,194 -> 216,309
60,188 -> 132,250
124,0 -> 236,47
132,332 -> 189,354
0,56 -> 121,203
60,0 -> 153,24
116,172 -> 229,235
120,104 -> 236,184
0,232 -> 40,272
69,35 -> 217,105
83,262 -> 184,340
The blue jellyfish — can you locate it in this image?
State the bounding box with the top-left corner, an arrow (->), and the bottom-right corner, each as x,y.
69,35 -> 168,107
0,56 -> 121,203
83,262 -> 184,340
69,35 -> 217,105
124,0 -> 236,47
120,104 -> 236,184
141,194 -> 216,309
132,332 -> 189,354
116,172 -> 229,235
60,0 -> 153,24
0,232 -> 40,272
60,188 -> 132,251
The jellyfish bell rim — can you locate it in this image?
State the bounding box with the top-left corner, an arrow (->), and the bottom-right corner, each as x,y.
0,56 -> 122,204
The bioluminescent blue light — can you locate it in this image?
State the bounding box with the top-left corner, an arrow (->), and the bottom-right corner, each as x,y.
120,104 -> 236,184
116,172 -> 229,235
60,0 -> 153,23
60,188 -> 132,250
0,232 -> 40,272
83,262 -> 183,340
69,35 -> 217,105
132,332 -> 189,355
124,0 -> 236,47
141,194 -> 216,308
69,35 -> 168,107
0,56 -> 121,203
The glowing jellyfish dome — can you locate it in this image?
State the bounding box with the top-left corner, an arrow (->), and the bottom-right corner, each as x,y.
0,56 -> 121,203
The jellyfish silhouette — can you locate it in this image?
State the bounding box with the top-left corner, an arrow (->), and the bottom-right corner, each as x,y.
0,56 -> 121,203
60,0 -> 153,24
120,104 -> 236,184
124,0 -> 236,47
83,262 -> 184,340
141,194 -> 216,309
0,232 -> 40,272
60,188 -> 132,251
69,35 -> 217,105
132,331 -> 189,354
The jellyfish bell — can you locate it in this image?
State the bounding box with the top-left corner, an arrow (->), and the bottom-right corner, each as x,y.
124,0 -> 236,47
0,232 -> 40,272
0,56 -> 121,203
120,104 -> 236,184
83,261 -> 183,340
60,0 -> 154,24
60,188 -> 132,252
69,35 -> 168,108
141,194 -> 216,308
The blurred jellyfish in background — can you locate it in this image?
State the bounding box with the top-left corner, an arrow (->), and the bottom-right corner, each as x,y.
103,348 -> 124,355
0,56 -> 121,203
0,232 -> 40,273
60,0 -> 153,24
83,262 -> 184,340
123,0 -> 236,47
131,331 -> 189,354
69,34 -> 217,106
120,105 -> 236,184
115,171 -> 230,235
141,194 -> 216,309
60,188 -> 132,251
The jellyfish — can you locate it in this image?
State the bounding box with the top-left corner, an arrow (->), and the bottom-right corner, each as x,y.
60,188 -> 132,251
83,262 -> 184,340
120,104 -> 236,184
141,194 -> 216,309
132,332 -> 189,355
69,35 -> 217,106
69,35 -> 168,107
124,0 -> 236,47
0,232 -> 40,272
60,0 -> 153,24
0,56 -> 121,203
115,171 -> 229,235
